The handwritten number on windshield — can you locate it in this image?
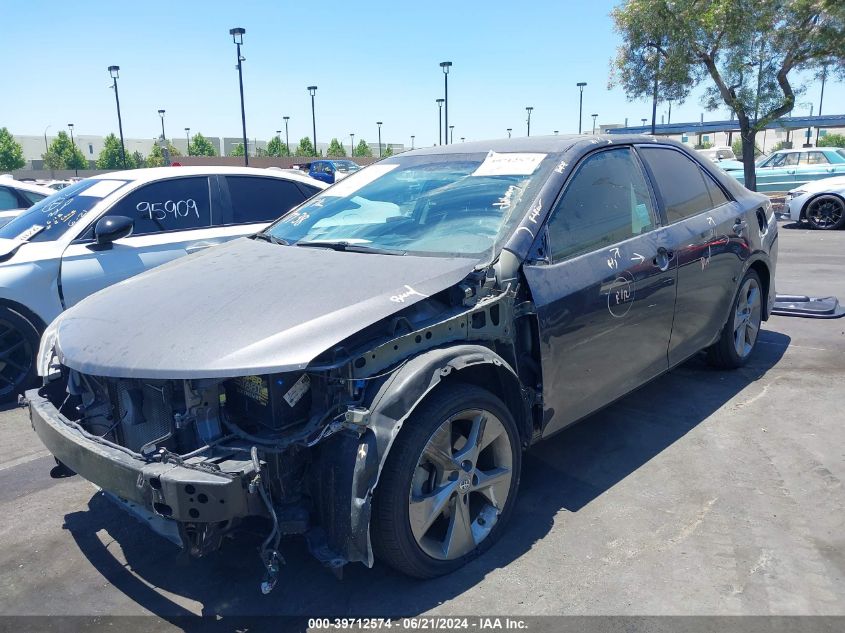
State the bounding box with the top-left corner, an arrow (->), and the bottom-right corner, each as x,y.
136,199 -> 200,222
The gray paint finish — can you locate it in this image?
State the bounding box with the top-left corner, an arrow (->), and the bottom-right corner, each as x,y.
53,238 -> 476,378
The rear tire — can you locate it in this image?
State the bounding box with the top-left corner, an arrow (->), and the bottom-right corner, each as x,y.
0,307 -> 40,404
706,270 -> 763,369
371,383 -> 521,579
804,195 -> 845,230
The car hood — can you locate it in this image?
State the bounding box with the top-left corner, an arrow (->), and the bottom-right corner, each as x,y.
53,238 -> 478,379
791,175 -> 845,193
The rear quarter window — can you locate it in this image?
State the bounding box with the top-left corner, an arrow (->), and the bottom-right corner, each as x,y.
639,147 -> 715,222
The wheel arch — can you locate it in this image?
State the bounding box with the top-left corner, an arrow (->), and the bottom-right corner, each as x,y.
746,257 -> 772,320
0,298 -> 47,334
801,191 -> 845,222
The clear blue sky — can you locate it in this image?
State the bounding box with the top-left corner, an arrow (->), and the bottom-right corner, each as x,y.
6,0 -> 841,146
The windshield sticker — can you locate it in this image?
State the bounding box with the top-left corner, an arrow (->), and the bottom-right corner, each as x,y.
78,180 -> 125,199
15,224 -> 44,242
322,163 -> 400,198
472,151 -> 547,177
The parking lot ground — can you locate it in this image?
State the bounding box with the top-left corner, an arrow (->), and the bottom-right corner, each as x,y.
0,221 -> 842,621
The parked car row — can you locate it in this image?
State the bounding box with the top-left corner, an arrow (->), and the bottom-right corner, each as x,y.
26,136 -> 778,590
721,147 -> 845,193
0,175 -> 53,228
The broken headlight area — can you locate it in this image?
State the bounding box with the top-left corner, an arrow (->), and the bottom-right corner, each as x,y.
46,366 -> 361,593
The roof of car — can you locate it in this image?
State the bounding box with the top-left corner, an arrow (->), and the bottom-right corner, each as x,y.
404,134 -> 690,156
0,175 -> 54,196
89,166 -> 327,187
769,147 -> 843,154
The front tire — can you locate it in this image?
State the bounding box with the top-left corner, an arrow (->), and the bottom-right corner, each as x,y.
804,195 -> 845,230
706,270 -> 763,369
0,307 -> 40,403
371,383 -> 522,578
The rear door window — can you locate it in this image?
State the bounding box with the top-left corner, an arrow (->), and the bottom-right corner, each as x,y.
105,177 -> 212,235
547,147 -> 657,262
223,176 -> 307,224
639,147 -> 714,223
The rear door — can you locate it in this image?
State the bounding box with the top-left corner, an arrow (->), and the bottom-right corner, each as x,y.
637,146 -> 746,366
59,176 -> 220,308
218,174 -> 311,230
523,146 -> 678,437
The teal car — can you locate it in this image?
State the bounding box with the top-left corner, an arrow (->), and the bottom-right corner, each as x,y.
723,147 -> 845,193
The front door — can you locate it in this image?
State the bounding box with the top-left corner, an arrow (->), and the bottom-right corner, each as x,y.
523,147 -> 678,438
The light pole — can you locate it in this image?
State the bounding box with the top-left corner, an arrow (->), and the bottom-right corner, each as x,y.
460,137 -> 465,143
185,127 -> 190,154
440,61 -> 452,144
43,125 -> 51,155
376,121 -> 383,158
525,106 -> 533,137
411,135 -> 415,149
229,28 -> 248,166
591,113 -> 598,135
506,128 -> 512,138
449,125 -> 454,144
805,104 -> 814,148
157,110 -> 166,140
349,133 -> 355,157
641,118 -> 647,126
68,123 -> 77,176
283,116 -> 290,155
577,81 -> 587,134
554,130 -> 559,135
436,98 -> 445,145
275,130 -> 282,157
307,86 -> 318,154
108,66 -> 127,169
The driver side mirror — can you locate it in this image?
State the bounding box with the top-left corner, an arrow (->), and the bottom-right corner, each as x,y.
94,215 -> 134,246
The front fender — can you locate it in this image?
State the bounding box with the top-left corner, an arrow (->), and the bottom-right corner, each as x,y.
312,345 -> 521,568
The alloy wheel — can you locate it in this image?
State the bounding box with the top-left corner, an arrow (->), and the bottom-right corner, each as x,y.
806,196 -> 844,230
732,277 -> 762,359
408,408 -> 513,561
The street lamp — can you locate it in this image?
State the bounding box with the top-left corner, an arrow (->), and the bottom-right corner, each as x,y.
283,116 -> 290,155
68,123 -> 77,176
376,121 -> 383,158
641,118 -> 648,126
43,125 -> 51,156
307,86 -> 318,154
411,135 -> 415,149
449,125 -> 454,144
436,98 -> 445,145
229,27 -> 248,166
350,133 -> 355,157
108,65 -> 127,168
576,82 -> 587,134
185,127 -> 190,154
506,128 -> 512,138
460,137 -> 465,143
275,130 -> 282,157
591,113 -> 598,135
525,106 -> 533,137
440,61 -> 452,144
554,130 -> 559,135
157,110 -> 166,140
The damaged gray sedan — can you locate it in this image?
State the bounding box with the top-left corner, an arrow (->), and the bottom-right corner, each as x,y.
29,136 -> 777,591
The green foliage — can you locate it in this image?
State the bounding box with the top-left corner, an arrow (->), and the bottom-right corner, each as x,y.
694,141 -> 713,150
147,141 -> 182,167
611,0 -> 845,190
817,133 -> 845,148
0,127 -> 25,171
267,135 -> 290,157
354,139 -> 373,157
188,132 -> 216,156
382,145 -> 394,158
326,138 -> 346,157
96,133 -> 135,169
731,138 -> 763,158
295,137 -> 317,157
770,141 -> 789,152
132,151 -> 147,168
43,131 -> 87,170
229,143 -> 245,157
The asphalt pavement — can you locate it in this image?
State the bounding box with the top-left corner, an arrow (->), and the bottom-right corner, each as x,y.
0,221 -> 842,623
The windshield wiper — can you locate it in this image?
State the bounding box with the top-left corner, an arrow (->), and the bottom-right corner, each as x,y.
253,233 -> 290,246
295,240 -> 405,255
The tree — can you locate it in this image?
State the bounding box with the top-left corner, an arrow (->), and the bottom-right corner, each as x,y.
354,139 -> 373,157
267,135 -> 290,157
817,132 -> 845,147
188,132 -> 216,156
96,133 -> 133,169
612,0 -> 845,191
229,143 -> 245,157
146,141 -> 182,167
255,146 -> 269,158
295,137 -> 317,157
43,131 -> 87,170
132,151 -> 147,168
0,127 -> 25,171
326,138 -> 346,157
382,145 -> 394,158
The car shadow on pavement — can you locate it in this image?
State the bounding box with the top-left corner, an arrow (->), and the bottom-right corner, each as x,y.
61,329 -> 790,622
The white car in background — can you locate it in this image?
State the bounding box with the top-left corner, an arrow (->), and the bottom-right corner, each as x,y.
0,176 -> 53,228
784,175 -> 845,230
0,166 -> 325,401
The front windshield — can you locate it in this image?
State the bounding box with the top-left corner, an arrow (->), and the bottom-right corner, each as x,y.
265,151 -> 557,259
334,161 -> 361,173
0,179 -> 129,243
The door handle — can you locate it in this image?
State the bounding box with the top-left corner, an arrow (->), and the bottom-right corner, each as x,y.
653,247 -> 674,271
733,218 -> 748,237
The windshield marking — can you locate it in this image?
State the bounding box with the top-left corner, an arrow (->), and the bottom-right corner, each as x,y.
389,285 -> 429,303
471,151 -> 547,177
